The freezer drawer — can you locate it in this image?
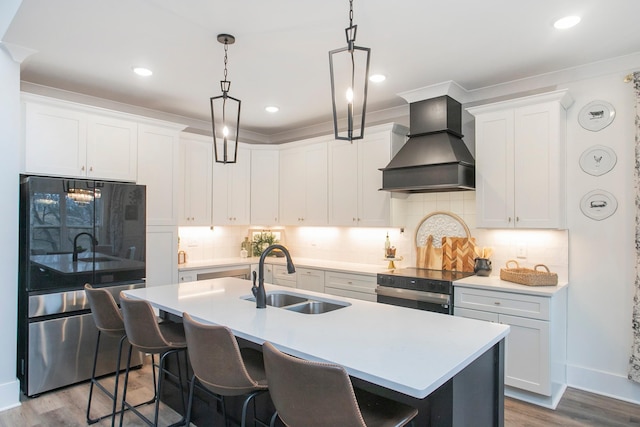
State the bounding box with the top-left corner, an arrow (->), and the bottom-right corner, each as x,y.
26,312 -> 142,396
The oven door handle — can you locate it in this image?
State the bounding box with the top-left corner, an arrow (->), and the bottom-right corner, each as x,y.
375,286 -> 451,305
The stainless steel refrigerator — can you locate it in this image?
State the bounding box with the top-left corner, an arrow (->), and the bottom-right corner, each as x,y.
18,175 -> 146,396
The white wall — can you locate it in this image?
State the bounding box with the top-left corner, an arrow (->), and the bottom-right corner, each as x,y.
0,45 -> 22,410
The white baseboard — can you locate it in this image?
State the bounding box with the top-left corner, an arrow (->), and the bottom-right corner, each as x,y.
567,364 -> 640,405
0,379 -> 20,412
505,383 -> 566,410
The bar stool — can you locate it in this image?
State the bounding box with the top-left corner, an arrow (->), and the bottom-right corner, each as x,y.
85,283 -> 132,426
119,293 -> 188,427
262,342 -> 418,427
182,312 -> 270,427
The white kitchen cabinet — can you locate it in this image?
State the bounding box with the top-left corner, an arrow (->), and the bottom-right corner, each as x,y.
272,264 -> 297,288
179,133 -> 213,226
250,263 -> 274,284
454,285 -> 567,408
146,226 -> 179,287
324,271 -> 377,302
296,267 -> 325,293
328,124 -> 407,227
138,123 -> 185,226
467,90 -> 573,229
250,148 -> 279,225
279,138 -> 328,226
212,145 -> 251,225
23,95 -> 138,181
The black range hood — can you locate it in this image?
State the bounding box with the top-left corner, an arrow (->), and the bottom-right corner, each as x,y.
380,95 -> 475,193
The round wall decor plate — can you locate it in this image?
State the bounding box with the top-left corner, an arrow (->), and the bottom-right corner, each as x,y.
415,211 -> 470,248
579,145 -> 617,176
578,100 -> 616,131
580,190 -> 617,221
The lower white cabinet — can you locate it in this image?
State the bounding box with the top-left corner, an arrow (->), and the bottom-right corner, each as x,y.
324,271 -> 377,302
296,268 -> 325,293
146,226 -> 178,287
454,285 -> 567,408
250,263 -> 274,284
272,264 -> 296,288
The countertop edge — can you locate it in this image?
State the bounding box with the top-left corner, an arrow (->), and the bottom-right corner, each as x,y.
454,275 -> 568,296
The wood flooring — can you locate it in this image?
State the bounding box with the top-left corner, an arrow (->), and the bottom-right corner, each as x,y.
1,358 -> 639,426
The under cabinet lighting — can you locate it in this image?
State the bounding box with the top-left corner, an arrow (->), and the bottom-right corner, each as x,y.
369,74 -> 386,83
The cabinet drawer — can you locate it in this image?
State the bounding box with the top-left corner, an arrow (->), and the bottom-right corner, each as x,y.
297,268 -> 325,293
455,287 -> 550,320
325,271 -> 376,294
273,265 -> 297,281
455,307 -> 499,323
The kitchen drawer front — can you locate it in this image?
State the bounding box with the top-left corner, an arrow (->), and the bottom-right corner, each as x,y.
455,286 -> 550,320
325,286 -> 376,302
273,264 -> 297,287
325,271 -> 376,294
297,268 -> 325,293
454,307 -> 500,323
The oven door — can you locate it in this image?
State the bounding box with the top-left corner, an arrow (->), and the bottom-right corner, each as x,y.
375,286 -> 452,314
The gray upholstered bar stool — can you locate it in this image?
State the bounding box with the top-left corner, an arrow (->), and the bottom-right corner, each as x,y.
85,283 -> 134,426
182,312 -> 270,427
262,342 -> 418,427
119,293 -> 188,427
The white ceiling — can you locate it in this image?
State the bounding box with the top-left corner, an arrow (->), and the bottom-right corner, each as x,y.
4,0 -> 640,140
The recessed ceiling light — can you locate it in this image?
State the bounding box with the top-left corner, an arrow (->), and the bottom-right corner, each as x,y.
553,15 -> 581,29
132,67 -> 153,77
369,74 -> 386,83
265,106 -> 279,113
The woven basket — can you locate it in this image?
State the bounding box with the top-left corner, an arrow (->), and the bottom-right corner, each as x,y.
499,260 -> 558,286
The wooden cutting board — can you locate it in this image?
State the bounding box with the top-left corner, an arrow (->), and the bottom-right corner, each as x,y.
441,237 -> 477,272
416,235 -> 443,270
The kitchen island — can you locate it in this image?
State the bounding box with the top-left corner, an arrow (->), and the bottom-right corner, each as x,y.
123,278 -> 510,426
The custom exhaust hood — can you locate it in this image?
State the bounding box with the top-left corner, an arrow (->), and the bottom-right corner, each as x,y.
380,95 -> 475,193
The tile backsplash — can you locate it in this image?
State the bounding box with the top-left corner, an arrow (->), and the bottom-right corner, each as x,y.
178,191 -> 568,281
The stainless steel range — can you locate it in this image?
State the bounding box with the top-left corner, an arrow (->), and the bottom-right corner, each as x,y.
376,268 -> 474,314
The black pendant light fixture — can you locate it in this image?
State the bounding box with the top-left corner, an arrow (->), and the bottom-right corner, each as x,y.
210,34 -> 241,164
329,0 -> 371,142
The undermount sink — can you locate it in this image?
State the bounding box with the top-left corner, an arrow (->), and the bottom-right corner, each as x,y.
241,291 -> 350,314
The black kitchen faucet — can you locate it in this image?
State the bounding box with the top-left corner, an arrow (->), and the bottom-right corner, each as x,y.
252,244 -> 295,308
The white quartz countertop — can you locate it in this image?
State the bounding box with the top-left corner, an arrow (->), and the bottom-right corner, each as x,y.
178,257 -> 386,276
123,278 -> 509,399
454,274 -> 568,296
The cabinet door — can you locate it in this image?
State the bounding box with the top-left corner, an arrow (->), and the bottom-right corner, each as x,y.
303,142 -> 328,225
474,109 -> 515,228
86,114 -> 138,181
279,148 -> 306,225
251,149 -> 279,225
328,140 -> 358,226
138,125 -> 180,226
297,268 -> 325,293
24,102 -> 87,177
500,313 -> 551,396
146,226 -> 178,287
227,146 -> 251,224
358,132 -> 392,227
454,306 -> 499,323
514,102 -> 565,228
180,135 -> 212,226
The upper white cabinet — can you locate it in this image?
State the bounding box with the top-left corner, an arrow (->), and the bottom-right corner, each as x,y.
212,145 -> 251,225
279,138 -> 328,226
179,133 -> 213,226
137,123 -> 185,226
23,95 -> 138,182
328,124 -> 407,227
250,148 -> 279,225
467,90 -> 573,229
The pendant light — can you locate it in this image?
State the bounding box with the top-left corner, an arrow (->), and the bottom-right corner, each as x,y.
210,34 -> 241,164
329,0 -> 371,142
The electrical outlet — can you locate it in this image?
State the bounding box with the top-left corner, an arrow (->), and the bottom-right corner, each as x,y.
516,245 -> 527,259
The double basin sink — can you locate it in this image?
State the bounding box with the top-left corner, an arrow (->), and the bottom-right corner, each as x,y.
242,291 -> 350,314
